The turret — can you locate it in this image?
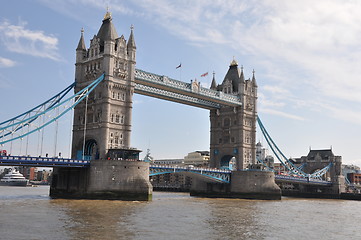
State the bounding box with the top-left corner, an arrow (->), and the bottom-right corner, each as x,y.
252,69 -> 258,87
210,71 -> 217,90
76,28 -> 86,63
127,25 -> 136,62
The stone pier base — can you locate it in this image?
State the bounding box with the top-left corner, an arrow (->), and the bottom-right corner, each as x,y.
50,160 -> 152,201
190,170 -> 281,200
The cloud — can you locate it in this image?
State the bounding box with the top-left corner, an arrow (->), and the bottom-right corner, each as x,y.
0,56 -> 15,67
36,0 -> 361,123
259,108 -> 306,121
0,19 -> 61,61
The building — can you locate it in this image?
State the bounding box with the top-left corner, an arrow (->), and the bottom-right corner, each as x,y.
183,151 -> 210,167
255,141 -> 274,169
347,173 -> 361,185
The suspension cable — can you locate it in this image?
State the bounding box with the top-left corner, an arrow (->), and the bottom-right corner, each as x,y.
82,94 -> 89,160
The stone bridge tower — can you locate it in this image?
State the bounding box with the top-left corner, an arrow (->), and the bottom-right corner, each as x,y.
209,59 -> 257,170
72,11 -> 136,160
51,12 -> 152,201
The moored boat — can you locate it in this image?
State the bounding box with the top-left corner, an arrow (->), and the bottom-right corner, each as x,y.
0,169 -> 29,186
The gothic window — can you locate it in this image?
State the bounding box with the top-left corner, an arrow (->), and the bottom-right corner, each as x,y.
121,116 -> 124,124
110,132 -> 113,138
115,137 -> 119,144
112,92 -> 115,98
117,92 -> 120,100
120,134 -> 123,139
223,118 -> 231,127
115,115 -> 120,123
111,114 -> 114,122
122,93 -> 125,101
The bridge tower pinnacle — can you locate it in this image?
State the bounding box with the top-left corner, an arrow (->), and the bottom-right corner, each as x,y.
72,12 -> 136,160
209,59 -> 257,170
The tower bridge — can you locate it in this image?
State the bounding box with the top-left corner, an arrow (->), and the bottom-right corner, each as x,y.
0,11 -> 345,200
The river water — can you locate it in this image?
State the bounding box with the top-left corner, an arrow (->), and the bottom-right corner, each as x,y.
0,186 -> 360,240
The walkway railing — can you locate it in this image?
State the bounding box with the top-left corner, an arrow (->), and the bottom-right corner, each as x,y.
150,164 -> 231,183
0,155 -> 90,167
135,69 -> 242,109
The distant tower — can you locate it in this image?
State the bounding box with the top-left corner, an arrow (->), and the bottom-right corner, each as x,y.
72,11 -> 136,159
209,59 -> 257,170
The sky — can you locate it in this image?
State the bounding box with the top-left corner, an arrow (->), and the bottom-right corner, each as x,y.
1,0 -> 361,166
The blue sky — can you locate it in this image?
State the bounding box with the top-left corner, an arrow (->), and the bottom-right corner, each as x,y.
1,0 -> 361,166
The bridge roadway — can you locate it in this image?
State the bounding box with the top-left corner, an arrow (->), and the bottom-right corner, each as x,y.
0,156 -> 332,186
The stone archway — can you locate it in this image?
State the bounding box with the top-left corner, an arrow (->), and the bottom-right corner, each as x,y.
220,155 -> 236,170
84,139 -> 99,160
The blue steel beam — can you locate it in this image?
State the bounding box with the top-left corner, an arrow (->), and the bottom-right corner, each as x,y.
150,165 -> 332,186
0,73 -> 105,144
257,116 -> 332,180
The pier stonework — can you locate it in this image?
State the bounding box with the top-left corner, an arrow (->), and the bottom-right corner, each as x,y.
50,11 -> 152,201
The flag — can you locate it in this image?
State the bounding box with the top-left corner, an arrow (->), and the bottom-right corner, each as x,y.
176,63 -> 182,69
201,72 -> 208,77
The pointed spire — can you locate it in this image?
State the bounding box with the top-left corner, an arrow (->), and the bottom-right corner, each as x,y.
97,10 -> 118,43
252,69 -> 258,87
240,65 -> 245,82
210,71 -> 217,90
76,28 -> 86,51
104,6 -> 111,21
127,24 -> 136,49
230,56 -> 238,66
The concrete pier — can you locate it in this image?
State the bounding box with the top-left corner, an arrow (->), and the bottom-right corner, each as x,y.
190,170 -> 281,200
50,160 -> 152,201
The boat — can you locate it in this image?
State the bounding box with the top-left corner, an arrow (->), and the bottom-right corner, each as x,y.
0,168 -> 29,186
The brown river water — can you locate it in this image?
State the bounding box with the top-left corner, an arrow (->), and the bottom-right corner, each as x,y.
0,186 -> 360,240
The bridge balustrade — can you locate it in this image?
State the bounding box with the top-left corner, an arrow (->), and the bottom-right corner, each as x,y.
0,155 -> 90,167
135,69 -> 241,107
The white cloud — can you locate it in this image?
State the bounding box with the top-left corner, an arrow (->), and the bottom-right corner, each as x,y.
36,0 -> 361,123
0,56 -> 15,67
0,20 -> 61,61
259,108 -> 306,121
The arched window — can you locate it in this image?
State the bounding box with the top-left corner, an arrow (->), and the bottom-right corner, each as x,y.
223,118 -> 231,127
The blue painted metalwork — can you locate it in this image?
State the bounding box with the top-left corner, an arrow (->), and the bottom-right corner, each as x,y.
149,164 -> 332,186
150,165 -> 231,183
0,155 -> 90,167
275,174 -> 332,186
0,74 -> 105,144
257,116 -> 332,180
134,69 -> 242,109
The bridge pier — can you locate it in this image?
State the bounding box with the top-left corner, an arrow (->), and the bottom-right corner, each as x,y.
190,170 -> 281,200
50,159 -> 152,201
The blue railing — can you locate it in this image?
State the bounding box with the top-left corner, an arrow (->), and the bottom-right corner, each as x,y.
0,155 -> 90,167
